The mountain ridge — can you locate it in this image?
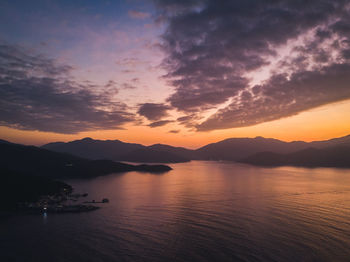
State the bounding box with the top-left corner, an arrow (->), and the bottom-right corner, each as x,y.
0,141 -> 172,179
40,134 -> 350,165
239,145 -> 350,168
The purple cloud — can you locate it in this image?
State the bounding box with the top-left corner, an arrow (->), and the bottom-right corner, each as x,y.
0,43 -> 135,134
138,103 -> 172,121
148,120 -> 174,128
198,63 -> 350,130
155,0 -> 350,131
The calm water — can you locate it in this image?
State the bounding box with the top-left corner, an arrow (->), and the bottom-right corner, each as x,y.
2,161 -> 350,262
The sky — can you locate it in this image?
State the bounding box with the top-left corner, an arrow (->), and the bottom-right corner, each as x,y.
0,0 -> 350,148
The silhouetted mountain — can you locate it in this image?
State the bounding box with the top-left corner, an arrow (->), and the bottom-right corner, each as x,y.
43,137 -> 144,160
0,168 -> 72,211
121,148 -> 190,163
195,136 -> 309,161
41,134 -> 350,165
0,141 -> 171,179
310,135 -> 350,148
240,146 -> 350,168
43,138 -> 194,163
195,135 -> 350,161
0,139 -> 11,144
148,144 -> 196,159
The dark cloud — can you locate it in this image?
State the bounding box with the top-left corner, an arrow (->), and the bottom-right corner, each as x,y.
176,114 -> 201,128
138,103 -> 172,121
0,44 -> 73,77
148,120 -> 174,128
169,129 -> 180,133
121,69 -> 134,73
105,80 -> 118,88
0,43 -> 135,134
177,115 -> 192,122
155,0 -> 350,131
198,63 -> 350,130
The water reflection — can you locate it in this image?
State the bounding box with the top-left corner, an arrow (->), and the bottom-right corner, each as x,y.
2,161 -> 350,262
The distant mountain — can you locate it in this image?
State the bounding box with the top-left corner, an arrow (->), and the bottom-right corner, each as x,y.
0,141 -> 171,179
148,144 -> 196,160
42,137 -> 194,163
42,137 -> 144,160
194,136 -> 309,161
239,146 -> 350,168
41,134 -> 350,165
195,135 -> 350,161
120,148 -> 191,163
310,135 -> 350,148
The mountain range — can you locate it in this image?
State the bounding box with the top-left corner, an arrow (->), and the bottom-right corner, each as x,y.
240,146 -> 350,168
42,137 -> 195,163
41,135 -> 350,168
0,140 -> 172,179
0,140 -> 173,212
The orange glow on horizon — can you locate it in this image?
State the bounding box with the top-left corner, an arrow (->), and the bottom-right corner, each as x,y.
1,99 -> 350,149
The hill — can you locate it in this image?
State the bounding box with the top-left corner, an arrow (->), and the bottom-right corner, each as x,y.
41,134 -> 350,165
194,136 -> 308,161
42,137 -> 144,160
120,148 -> 191,163
239,146 -> 350,168
0,141 -> 172,179
310,135 -> 350,148
43,137 -> 194,163
0,168 -> 72,211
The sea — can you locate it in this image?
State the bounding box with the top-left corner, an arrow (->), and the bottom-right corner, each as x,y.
2,161 -> 350,262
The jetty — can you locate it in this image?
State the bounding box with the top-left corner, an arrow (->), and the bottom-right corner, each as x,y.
84,198 -> 109,204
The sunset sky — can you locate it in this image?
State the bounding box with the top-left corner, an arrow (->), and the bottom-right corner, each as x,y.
1,0 -> 350,148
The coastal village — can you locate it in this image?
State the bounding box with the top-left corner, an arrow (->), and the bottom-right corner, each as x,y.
19,188 -> 109,214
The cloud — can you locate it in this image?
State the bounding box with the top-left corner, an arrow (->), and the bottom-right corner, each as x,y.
176,114 -> 200,128
148,120 -> 174,128
198,63 -> 350,131
169,129 -> 180,133
121,83 -> 137,89
128,10 -> 151,20
0,43 -> 135,134
105,80 -> 118,88
121,69 -> 134,73
116,57 -> 147,67
155,0 -> 350,131
138,103 -> 172,121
